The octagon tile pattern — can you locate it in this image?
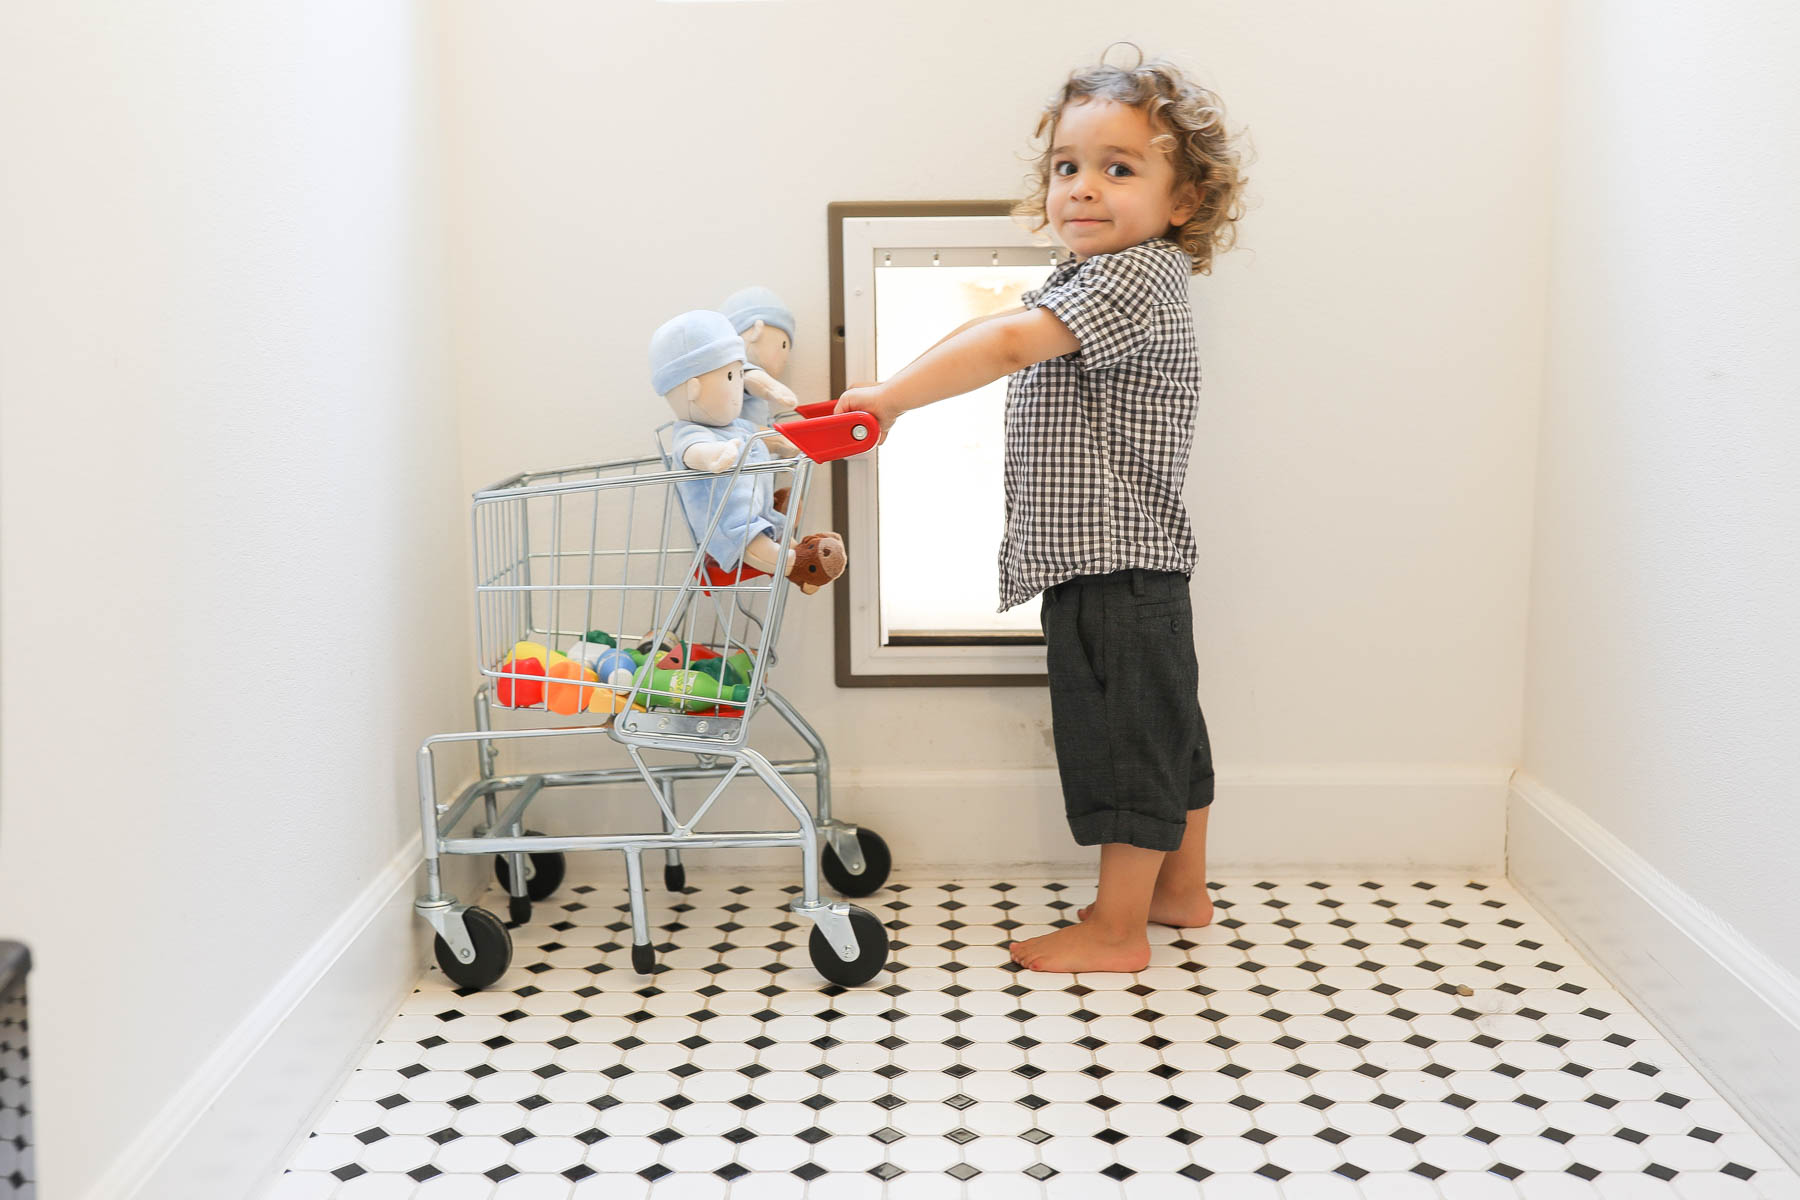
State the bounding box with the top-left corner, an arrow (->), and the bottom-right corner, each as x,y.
269,873 -> 1798,1199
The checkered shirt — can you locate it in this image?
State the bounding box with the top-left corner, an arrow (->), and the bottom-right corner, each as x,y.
997,236 -> 1201,611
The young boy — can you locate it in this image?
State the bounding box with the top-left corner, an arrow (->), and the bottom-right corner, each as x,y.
835,52 -> 1245,972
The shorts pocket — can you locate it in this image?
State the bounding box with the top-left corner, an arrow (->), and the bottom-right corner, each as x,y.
1132,598 -> 1187,622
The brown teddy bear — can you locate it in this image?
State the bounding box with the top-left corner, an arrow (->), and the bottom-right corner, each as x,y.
787,532 -> 844,594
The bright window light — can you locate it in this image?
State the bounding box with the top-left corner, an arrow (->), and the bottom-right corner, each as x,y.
874,264 -> 1051,639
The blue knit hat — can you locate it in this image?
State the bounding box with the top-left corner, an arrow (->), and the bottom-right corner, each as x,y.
720,286 -> 795,339
649,310 -> 746,396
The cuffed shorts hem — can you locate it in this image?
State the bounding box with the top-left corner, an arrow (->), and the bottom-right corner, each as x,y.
1068,808 -> 1188,853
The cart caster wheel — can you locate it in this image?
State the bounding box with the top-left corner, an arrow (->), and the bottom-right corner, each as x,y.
807,906 -> 889,987
494,831 -> 566,902
664,862 -> 686,892
631,943 -> 656,976
434,907 -> 512,990
822,828 -> 892,898
508,894 -> 532,926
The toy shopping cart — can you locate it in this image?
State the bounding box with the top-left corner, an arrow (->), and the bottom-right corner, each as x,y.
413,404 -> 893,990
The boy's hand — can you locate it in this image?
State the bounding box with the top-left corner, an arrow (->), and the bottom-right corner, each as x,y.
834,384 -> 898,444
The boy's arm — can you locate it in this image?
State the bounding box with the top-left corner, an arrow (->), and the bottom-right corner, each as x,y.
914,305 -> 1024,360
835,307 -> 1078,436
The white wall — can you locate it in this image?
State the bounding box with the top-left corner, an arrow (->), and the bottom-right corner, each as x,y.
1521,0 -> 1800,985
1513,0 -> 1800,1147
0,3 -> 466,1196
442,0 -> 1556,867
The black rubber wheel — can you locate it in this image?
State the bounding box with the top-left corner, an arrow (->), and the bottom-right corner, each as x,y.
664,861 -> 686,892
508,894 -> 532,926
821,828 -> 892,898
494,831 -> 566,902
434,907 -> 512,990
631,943 -> 657,976
807,906 -> 889,987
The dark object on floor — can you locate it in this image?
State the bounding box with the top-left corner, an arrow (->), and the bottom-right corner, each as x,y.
823,827 -> 893,897
432,907 -> 511,990
808,905 -> 889,986
0,942 -> 33,1200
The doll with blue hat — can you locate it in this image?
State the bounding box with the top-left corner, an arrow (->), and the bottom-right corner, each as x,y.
721,286 -> 800,429
651,309 -> 845,593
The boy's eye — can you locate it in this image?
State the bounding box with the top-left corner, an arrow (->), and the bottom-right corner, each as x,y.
1052,161 -> 1076,176
1105,163 -> 1133,178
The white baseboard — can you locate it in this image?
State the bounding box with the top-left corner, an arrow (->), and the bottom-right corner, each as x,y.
1508,772 -> 1800,1169
520,763 -> 1510,876
86,835 -> 473,1200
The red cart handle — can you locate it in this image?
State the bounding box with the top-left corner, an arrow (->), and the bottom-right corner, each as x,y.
778,402 -> 877,463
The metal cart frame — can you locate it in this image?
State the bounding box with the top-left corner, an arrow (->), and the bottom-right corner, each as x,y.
411,417 -> 892,989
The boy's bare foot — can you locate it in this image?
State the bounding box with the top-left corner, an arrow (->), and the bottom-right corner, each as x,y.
1078,888 -> 1214,929
1009,922 -> 1151,974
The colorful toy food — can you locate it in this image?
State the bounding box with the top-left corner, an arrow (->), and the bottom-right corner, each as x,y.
690,657 -> 748,688
587,687 -> 646,715
508,640 -> 566,670
631,665 -> 751,713
590,648 -> 636,686
496,655 -> 546,708
546,660 -> 600,715
581,630 -> 617,647
566,640 -> 637,682
493,640 -> 569,708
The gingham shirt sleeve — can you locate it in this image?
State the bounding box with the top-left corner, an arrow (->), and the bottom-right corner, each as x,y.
1024,253 -> 1158,372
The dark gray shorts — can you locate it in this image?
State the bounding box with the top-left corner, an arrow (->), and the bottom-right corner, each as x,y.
1040,569 -> 1214,852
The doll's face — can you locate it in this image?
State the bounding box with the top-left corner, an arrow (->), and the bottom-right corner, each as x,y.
743,321 -> 791,378
669,361 -> 745,426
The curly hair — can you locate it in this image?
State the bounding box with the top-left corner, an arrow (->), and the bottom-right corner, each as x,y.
1014,45 -> 1248,276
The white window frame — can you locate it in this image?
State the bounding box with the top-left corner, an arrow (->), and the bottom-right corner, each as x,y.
830,206 -> 1064,686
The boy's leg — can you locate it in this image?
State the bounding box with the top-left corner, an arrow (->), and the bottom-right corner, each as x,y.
1080,805 -> 1213,927
1012,571 -> 1191,972
1010,842 -> 1158,973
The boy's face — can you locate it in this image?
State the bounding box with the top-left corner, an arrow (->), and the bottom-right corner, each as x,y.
1046,98 -> 1199,260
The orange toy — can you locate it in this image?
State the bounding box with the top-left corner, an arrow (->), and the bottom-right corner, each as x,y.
546,660 -> 600,715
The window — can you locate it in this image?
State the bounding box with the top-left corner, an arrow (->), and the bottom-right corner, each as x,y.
827,202 -> 1066,687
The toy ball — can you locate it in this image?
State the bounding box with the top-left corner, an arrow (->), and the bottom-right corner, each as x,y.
592,647 -> 636,687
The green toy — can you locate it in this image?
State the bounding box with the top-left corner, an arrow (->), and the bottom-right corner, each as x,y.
581,630 -> 617,647
723,650 -> 756,684
690,657 -> 748,688
632,665 -> 750,713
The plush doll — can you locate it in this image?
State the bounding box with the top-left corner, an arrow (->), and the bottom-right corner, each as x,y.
650,310 -> 845,593
720,286 -> 800,429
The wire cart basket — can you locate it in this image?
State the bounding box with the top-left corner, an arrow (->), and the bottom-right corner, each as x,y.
413,405 -> 893,989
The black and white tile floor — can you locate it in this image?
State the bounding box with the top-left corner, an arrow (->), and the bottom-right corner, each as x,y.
270,873 -> 1798,1199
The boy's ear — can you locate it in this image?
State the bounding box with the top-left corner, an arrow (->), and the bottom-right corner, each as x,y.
746,319 -> 766,343
685,378 -> 700,406
1171,180 -> 1203,228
